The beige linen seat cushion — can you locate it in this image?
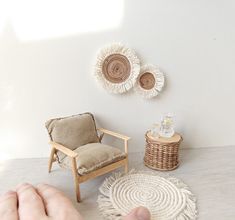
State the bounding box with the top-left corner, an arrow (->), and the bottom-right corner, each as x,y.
60,143 -> 126,175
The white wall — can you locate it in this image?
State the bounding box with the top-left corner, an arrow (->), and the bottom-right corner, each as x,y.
0,0 -> 235,159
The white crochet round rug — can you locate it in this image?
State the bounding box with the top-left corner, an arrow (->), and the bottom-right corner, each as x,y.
98,171 -> 197,220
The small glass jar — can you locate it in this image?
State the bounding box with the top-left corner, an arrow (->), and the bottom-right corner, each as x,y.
150,123 -> 160,137
159,113 -> 175,138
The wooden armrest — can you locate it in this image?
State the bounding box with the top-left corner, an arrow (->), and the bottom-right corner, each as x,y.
49,141 -> 78,158
97,128 -> 131,141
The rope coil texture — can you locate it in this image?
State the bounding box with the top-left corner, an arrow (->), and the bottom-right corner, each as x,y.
98,170 -> 197,220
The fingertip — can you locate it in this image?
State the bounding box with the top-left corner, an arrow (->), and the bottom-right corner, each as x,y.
36,184 -> 62,195
36,183 -> 57,194
37,183 -> 50,189
136,206 -> 151,220
0,190 -> 18,219
0,191 -> 17,202
16,183 -> 47,218
4,190 -> 16,196
123,206 -> 151,220
16,183 -> 32,192
36,184 -> 82,219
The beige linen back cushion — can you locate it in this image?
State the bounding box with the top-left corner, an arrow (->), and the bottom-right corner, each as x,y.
45,113 -> 99,160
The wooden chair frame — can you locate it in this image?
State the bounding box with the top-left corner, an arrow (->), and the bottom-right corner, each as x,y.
48,128 -> 130,202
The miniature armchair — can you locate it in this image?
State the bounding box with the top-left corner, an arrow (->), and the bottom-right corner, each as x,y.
45,113 -> 130,202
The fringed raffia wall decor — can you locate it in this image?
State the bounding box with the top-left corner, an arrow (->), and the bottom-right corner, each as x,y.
94,43 -> 140,94
134,64 -> 165,99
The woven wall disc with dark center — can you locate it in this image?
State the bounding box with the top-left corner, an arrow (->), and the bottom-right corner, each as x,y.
135,64 -> 165,99
139,72 -> 156,90
95,43 -> 140,94
102,54 -> 131,84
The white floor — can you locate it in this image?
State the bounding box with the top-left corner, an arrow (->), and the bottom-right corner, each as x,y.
0,146 -> 235,220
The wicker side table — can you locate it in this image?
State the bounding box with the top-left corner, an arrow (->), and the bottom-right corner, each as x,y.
144,131 -> 183,171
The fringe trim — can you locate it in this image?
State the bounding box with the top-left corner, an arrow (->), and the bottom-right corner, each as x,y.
134,64 -> 165,99
94,43 -> 140,94
97,170 -> 198,220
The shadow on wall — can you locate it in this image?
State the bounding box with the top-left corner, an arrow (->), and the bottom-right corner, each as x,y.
0,0 -> 127,160
1,0 -> 169,160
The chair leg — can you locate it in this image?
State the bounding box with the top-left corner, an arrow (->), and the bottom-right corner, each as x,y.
48,147 -> 56,173
75,181 -> 81,203
71,157 -> 81,202
124,140 -> 129,174
125,159 -> 129,174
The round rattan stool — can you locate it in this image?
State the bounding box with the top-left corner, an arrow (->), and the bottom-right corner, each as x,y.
144,131 -> 183,171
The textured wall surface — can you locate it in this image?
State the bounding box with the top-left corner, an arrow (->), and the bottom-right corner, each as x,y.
0,0 -> 235,159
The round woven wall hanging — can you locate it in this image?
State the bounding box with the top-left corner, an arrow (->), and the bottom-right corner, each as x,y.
98,170 -> 198,220
94,43 -> 140,94
135,64 -> 165,99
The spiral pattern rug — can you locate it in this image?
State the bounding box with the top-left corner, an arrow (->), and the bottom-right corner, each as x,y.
98,171 -> 197,220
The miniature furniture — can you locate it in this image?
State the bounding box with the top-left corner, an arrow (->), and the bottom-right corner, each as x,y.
46,113 -> 130,202
144,131 -> 182,171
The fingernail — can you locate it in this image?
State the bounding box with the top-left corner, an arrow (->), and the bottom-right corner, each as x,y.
136,207 -> 150,220
16,183 -> 31,191
4,190 -> 16,196
0,191 -> 16,201
37,183 -> 50,190
16,183 -> 30,188
37,183 -> 44,188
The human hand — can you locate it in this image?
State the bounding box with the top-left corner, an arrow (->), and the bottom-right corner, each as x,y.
0,183 -> 150,220
0,183 -> 83,220
123,206 -> 151,220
